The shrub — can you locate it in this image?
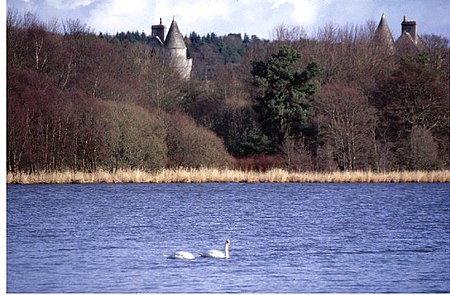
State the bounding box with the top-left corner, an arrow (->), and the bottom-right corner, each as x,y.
103,101 -> 167,171
166,113 -> 231,168
233,154 -> 284,171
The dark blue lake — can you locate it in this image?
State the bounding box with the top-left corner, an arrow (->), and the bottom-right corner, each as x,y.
7,183 -> 450,293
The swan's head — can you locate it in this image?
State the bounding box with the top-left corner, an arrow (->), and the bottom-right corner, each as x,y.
224,240 -> 231,258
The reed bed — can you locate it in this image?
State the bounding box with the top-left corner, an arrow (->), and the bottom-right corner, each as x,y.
6,168 -> 450,184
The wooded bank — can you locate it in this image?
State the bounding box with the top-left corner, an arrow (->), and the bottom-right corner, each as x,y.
7,11 -> 449,174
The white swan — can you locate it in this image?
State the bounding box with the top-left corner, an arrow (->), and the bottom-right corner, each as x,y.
163,251 -> 195,260
200,240 -> 230,259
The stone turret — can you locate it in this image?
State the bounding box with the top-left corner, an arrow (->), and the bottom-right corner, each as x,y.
165,19 -> 192,79
149,18 -> 192,79
374,13 -> 395,52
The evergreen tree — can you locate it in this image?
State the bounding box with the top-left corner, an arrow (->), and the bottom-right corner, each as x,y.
251,45 -> 322,152
243,33 -> 251,43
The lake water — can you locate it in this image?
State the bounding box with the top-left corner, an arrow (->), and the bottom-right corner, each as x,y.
7,183 -> 450,293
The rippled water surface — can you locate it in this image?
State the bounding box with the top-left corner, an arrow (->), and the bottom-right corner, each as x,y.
7,183 -> 450,293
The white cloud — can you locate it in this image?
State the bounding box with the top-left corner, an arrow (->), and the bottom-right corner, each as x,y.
290,0 -> 318,26
87,0 -> 233,35
87,0 -> 154,33
153,0 -> 231,30
45,0 -> 95,10
268,0 -> 323,27
149,0 -> 330,38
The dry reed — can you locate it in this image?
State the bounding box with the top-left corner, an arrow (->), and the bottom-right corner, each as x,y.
6,168 -> 450,184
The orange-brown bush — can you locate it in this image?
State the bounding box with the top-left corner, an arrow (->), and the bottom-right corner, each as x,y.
233,154 -> 284,171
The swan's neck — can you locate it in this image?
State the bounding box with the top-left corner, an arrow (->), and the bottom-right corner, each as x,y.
224,243 -> 230,259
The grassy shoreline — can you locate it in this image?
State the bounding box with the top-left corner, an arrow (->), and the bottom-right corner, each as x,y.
6,168 -> 450,184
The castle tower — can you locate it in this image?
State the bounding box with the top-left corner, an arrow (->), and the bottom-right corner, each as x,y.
373,13 -> 395,52
164,19 -> 192,79
372,14 -> 425,55
148,18 -> 192,79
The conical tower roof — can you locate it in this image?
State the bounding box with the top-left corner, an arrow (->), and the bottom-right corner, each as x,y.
374,14 -> 394,51
164,19 -> 186,49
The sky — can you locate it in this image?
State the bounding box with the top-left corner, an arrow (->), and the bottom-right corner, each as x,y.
6,0 -> 450,40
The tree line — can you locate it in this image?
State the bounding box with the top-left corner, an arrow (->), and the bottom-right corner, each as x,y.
7,10 -> 449,173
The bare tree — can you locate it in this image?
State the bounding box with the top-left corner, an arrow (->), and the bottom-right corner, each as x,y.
281,137 -> 314,171
314,82 -> 377,170
408,126 -> 440,170
272,23 -> 308,42
128,45 -> 183,113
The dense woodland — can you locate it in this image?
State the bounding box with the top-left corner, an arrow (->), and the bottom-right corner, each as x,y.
7,10 -> 450,173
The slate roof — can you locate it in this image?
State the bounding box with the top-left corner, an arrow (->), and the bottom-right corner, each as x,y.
164,19 -> 186,49
374,14 -> 395,51
395,31 -> 426,54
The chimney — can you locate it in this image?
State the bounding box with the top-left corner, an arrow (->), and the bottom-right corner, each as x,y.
151,18 -> 165,44
401,15 -> 417,42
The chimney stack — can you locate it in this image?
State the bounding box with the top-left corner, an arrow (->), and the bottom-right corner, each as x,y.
401,15 -> 417,42
151,18 -> 165,44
